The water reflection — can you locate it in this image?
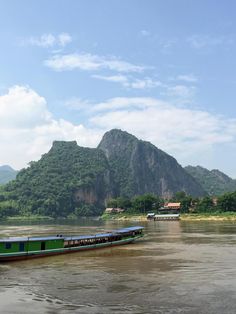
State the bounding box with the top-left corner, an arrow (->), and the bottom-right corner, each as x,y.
0,220 -> 236,313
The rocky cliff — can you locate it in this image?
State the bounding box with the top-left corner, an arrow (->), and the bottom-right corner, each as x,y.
98,129 -> 206,198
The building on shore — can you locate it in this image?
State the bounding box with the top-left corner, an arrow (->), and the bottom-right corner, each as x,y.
105,207 -> 125,214
147,202 -> 181,221
158,202 -> 181,214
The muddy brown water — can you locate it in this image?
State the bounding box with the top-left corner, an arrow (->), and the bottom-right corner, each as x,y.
0,219 -> 235,314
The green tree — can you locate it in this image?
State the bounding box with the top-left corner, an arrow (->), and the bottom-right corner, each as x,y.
170,191 -> 192,213
107,198 -> 119,208
131,194 -> 160,213
0,200 -> 19,218
195,196 -> 214,212
217,192 -> 236,212
75,204 -> 99,217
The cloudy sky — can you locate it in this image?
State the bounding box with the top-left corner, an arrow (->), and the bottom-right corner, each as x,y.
1,0 -> 236,177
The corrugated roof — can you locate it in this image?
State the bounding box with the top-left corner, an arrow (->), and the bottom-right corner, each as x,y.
167,202 -> 181,207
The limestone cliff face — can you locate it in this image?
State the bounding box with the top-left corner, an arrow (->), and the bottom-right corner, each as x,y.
74,170 -> 114,206
98,129 -> 206,198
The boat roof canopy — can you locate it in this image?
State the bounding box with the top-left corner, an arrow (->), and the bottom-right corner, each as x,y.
0,226 -> 144,243
114,226 -> 144,233
64,227 -> 144,241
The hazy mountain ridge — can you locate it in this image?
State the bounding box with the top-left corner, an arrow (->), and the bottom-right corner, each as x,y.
0,165 -> 18,184
185,165 -> 236,195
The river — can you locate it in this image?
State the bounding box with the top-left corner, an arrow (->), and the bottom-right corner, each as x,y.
0,219 -> 235,314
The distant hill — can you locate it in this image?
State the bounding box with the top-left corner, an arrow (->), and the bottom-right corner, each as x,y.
185,165 -> 236,195
0,165 -> 18,184
98,129 -> 205,198
0,129 -> 206,218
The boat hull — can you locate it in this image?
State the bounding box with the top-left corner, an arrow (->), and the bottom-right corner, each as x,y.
0,236 -> 141,262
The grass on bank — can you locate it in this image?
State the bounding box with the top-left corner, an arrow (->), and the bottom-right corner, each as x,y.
181,212 -> 236,221
101,212 -> 147,221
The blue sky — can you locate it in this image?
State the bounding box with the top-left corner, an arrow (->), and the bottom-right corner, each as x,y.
0,0 -> 236,177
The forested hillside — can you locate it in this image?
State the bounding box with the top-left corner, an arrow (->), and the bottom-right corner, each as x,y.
185,165 -> 236,195
0,141 -> 114,217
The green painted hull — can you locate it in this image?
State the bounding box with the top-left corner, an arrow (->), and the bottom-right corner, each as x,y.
0,235 -> 142,262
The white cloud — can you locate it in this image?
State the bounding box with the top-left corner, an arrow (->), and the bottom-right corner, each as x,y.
140,30 -> 150,37
176,74 -> 198,83
44,53 -> 145,72
187,35 -> 234,49
22,33 -> 72,48
0,86 -> 102,169
92,74 -> 128,84
188,35 -> 209,49
30,34 -> 56,47
0,86 -> 51,128
92,74 -> 162,89
88,97 -> 236,165
90,97 -> 164,112
166,85 -> 196,102
128,78 -> 163,89
64,97 -> 92,110
161,38 -> 178,51
58,33 -> 72,47
1,87 -> 236,176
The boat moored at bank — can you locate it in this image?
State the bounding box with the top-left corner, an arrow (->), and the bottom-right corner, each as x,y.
0,226 -> 144,262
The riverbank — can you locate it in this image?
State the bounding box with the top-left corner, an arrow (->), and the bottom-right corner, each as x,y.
101,212 -> 147,221
181,212 -> 236,221
1,212 -> 236,223
101,212 -> 236,221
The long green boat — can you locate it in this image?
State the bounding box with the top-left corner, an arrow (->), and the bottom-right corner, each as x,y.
0,226 -> 144,262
